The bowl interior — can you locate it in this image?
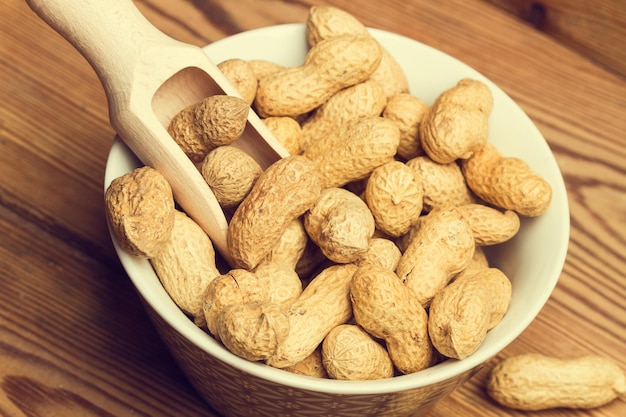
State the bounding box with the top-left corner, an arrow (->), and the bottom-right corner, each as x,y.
104,23 -> 569,395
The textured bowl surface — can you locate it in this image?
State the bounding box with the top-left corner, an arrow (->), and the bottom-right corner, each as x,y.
104,23 -> 570,417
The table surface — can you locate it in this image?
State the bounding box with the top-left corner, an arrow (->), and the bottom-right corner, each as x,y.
1,0 -> 624,416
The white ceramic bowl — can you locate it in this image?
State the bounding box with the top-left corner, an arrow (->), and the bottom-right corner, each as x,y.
104,23 -> 570,417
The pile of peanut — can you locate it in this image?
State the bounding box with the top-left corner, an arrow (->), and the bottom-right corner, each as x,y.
105,6 -> 625,411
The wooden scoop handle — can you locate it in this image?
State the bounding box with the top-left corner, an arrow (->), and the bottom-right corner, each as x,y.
26,0 -> 237,264
24,0 -> 180,98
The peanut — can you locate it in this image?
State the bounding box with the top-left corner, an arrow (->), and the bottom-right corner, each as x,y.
283,347 -> 329,379
255,34 -> 382,118
252,263 -> 303,306
304,187 -> 375,263
150,210 -> 221,326
217,58 -> 258,105
306,5 -> 409,98
262,116 -> 303,155
322,324 -> 394,380
200,145 -> 262,208
105,166 -> 175,258
248,59 -> 286,81
227,155 -> 322,270
204,264 -> 301,338
306,116 -> 400,189
300,80 -> 387,153
383,93 -> 429,160
420,78 -> 493,164
462,142 -> 552,217
428,267 -> 511,359
267,264 -> 358,368
364,160 -> 423,237
217,302 -> 289,361
259,219 -> 308,269
356,237 -> 402,271
350,265 -> 435,374
405,155 -> 476,212
167,95 -> 249,162
203,269 -> 265,338
456,203 -> 520,246
396,206 -> 475,307
486,354 -> 626,410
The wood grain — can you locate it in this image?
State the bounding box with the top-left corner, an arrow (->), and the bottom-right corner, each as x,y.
482,0 -> 626,78
1,0 -> 624,416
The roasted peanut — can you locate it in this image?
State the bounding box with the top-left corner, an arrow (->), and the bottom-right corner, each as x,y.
322,324 -> 394,380
420,78 -> 493,164
167,95 -> 249,162
428,267 -> 511,359
486,354 -> 626,410
151,210 -> 221,326
203,269 -> 265,338
456,203 -> 520,245
462,142 -> 552,217
300,80 -> 387,152
351,265 -> 435,374
306,116 -> 400,189
217,302 -> 289,361
252,263 -> 303,306
364,160 -> 423,237
217,58 -> 258,105
205,263 -> 300,343
248,59 -> 286,81
383,93 -> 429,160
227,155 -> 322,270
259,219 -> 308,269
255,34 -> 382,118
267,264 -> 358,368
396,206 -> 475,308
304,187 -> 375,263
105,166 -> 175,258
405,155 -> 476,212
262,116 -> 303,155
306,5 -> 409,98
200,145 -> 262,208
283,347 -> 329,378
356,237 -> 402,271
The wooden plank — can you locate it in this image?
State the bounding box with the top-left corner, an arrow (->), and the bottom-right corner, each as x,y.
483,0 -> 626,77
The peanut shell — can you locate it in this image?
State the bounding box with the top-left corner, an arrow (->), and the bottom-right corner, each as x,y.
383,93 -> 429,160
168,95 -> 249,163
227,155 -> 322,270
462,142 -> 552,217
255,34 -> 382,118
396,206 -> 475,308
304,187 -> 375,264
307,116 -> 400,189
322,324 -> 394,380
486,354 -> 626,410
364,160 -> 423,237
350,265 -> 435,374
217,58 -> 258,105
150,210 -> 220,326
428,267 -> 511,359
267,264 -> 358,368
406,155 -> 477,211
420,78 -> 493,164
262,116 -> 303,155
217,302 -> 290,361
105,166 -> 175,258
200,145 -> 262,208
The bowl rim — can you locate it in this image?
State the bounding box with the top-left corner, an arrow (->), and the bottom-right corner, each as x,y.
105,23 -> 570,396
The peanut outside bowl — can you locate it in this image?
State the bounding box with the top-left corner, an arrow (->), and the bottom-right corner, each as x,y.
104,23 -> 570,417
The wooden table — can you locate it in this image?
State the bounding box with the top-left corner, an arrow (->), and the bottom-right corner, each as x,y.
1,0 -> 624,416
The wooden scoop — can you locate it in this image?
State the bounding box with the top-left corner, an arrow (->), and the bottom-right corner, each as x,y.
26,0 -> 289,265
